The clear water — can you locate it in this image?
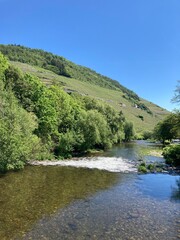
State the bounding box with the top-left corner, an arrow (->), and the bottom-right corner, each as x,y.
0,141 -> 179,240
88,140 -> 163,162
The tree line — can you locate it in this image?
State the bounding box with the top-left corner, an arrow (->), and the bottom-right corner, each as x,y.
0,52 -> 135,172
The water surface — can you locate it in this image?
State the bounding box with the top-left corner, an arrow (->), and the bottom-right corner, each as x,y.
22,172 -> 180,240
0,141 -> 179,240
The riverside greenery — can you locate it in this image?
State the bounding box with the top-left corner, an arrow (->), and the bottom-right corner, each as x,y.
162,144 -> 180,167
153,81 -> 180,167
0,52 -> 135,172
153,112 -> 180,144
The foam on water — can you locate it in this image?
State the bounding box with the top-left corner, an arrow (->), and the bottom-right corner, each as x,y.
31,157 -> 137,173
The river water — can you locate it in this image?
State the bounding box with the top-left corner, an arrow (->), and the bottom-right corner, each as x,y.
0,141 -> 179,240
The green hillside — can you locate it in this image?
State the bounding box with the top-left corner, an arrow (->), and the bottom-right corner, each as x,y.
0,44 -> 169,133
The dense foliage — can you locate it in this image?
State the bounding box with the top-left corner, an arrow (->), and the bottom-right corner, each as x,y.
153,113 -> 180,144
0,52 -> 136,172
162,145 -> 180,166
142,131 -> 153,140
0,55 -> 42,172
0,44 -> 153,115
153,82 -> 180,167
124,121 -> 135,142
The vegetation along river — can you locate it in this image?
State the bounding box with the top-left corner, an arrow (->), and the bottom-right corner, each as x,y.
0,141 -> 179,240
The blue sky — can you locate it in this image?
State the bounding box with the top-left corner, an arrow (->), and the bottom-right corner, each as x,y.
1,0 -> 180,111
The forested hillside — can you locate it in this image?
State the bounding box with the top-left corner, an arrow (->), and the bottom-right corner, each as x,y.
0,52 -> 136,172
0,44 -> 169,134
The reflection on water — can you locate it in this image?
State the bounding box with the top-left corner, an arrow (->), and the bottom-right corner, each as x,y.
97,142 -> 139,160
0,166 -> 118,240
0,141 -> 179,240
89,140 -> 164,164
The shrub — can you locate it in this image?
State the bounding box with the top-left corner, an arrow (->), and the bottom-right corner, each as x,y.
147,164 -> 155,171
138,165 -> 147,173
139,161 -> 146,167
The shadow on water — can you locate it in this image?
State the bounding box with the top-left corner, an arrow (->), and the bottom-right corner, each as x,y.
0,166 -> 119,240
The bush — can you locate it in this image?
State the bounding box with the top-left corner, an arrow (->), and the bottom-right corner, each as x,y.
162,144 -> 180,166
138,165 -> 147,173
139,161 -> 146,167
138,162 -> 148,173
147,164 -> 155,171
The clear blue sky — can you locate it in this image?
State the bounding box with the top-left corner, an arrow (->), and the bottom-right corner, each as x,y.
1,0 -> 180,111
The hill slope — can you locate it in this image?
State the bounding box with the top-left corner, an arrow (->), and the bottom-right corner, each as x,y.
0,44 -> 169,133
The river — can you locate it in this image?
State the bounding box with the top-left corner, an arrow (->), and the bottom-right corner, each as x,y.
0,141 -> 179,240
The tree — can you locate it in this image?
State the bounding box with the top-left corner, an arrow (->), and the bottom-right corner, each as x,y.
0,88 -> 41,172
153,114 -> 179,144
171,80 -> 180,105
124,121 -> 135,142
170,110 -> 180,137
80,110 -> 112,150
82,96 -> 125,143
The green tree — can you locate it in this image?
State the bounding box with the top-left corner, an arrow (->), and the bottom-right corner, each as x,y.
170,110 -> 180,138
4,68 -> 60,142
124,121 -> 135,142
35,87 -> 59,140
171,80 -> 180,105
80,110 -> 112,150
153,114 -> 179,144
82,96 -> 125,143
0,88 -> 41,172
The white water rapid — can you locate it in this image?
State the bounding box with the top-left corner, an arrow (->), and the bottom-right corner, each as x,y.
31,157 -> 137,173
